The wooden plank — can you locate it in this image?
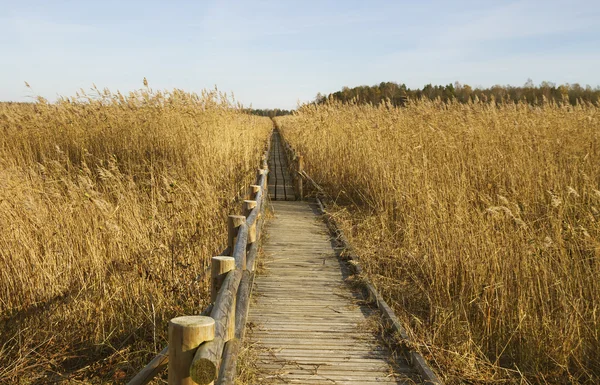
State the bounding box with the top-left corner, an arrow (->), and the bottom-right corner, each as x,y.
256,373 -> 406,382
257,350 -> 392,359
256,353 -> 404,362
260,380 -> 410,385
251,313 -> 367,319
250,331 -> 372,338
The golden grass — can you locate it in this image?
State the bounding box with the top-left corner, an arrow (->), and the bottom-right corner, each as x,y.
0,86 -> 271,383
277,99 -> 600,384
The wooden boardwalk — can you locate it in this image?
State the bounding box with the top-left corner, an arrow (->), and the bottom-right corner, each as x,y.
267,131 -> 296,201
247,135 -> 421,384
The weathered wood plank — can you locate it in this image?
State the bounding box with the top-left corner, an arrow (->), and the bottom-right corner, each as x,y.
247,200 -> 420,384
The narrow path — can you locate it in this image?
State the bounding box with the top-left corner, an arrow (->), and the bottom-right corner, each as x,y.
267,131 -> 295,201
247,133 -> 421,384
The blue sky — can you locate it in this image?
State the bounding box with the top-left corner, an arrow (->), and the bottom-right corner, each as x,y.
1,0 -> 599,109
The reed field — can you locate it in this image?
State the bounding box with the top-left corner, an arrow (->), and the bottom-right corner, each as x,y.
277,99 -> 600,384
0,86 -> 271,383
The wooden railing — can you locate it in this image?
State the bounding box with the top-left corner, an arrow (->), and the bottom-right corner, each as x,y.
277,129 -> 442,385
128,133 -> 272,385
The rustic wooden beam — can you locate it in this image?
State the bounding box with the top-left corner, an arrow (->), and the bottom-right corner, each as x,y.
243,200 -> 258,244
211,256 -> 235,302
217,267 -> 255,384
127,346 -> 168,385
245,236 -> 259,272
249,185 -> 263,212
255,183 -> 265,207
227,296 -> 236,342
242,200 -> 257,218
248,184 -> 261,200
234,270 -> 254,340
257,169 -> 268,190
227,215 -> 245,254
246,208 -> 259,232
215,338 -> 241,385
190,269 -> 242,385
232,222 -> 248,270
246,180 -> 268,272
168,316 -> 215,385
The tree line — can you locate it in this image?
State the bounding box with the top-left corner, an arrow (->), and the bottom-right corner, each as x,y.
316,80 -> 600,106
246,108 -> 292,117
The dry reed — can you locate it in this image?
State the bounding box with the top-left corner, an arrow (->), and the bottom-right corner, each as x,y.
277,98 -> 600,384
0,85 -> 271,383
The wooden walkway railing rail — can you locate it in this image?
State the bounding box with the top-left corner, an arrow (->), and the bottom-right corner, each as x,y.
128,132 -> 273,385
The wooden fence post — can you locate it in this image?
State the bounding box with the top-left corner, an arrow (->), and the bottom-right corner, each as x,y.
243,200 -> 258,244
190,270 -> 242,385
211,257 -> 236,345
168,316 -> 215,385
227,215 -> 246,254
211,256 -> 235,302
259,169 -> 268,190
248,185 -> 260,200
243,200 -> 257,217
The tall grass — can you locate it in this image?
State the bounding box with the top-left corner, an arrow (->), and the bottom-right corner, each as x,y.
278,99 -> 600,384
0,86 -> 271,383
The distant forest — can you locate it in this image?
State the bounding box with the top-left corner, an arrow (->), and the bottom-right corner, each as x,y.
317,80 -> 600,106
247,108 -> 292,117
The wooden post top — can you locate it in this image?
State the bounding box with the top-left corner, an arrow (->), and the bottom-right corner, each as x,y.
169,316 -> 215,335
243,200 -> 258,218
168,316 -> 215,385
211,256 -> 235,302
228,215 -> 246,224
212,256 -> 235,264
